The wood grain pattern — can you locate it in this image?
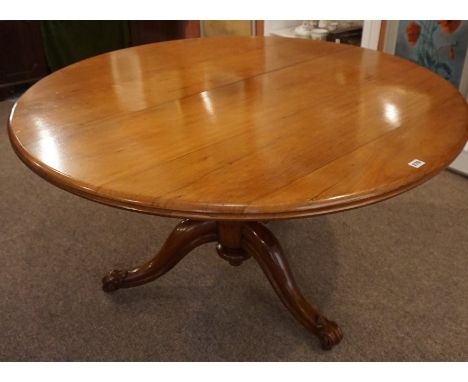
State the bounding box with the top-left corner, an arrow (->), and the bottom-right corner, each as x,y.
8,36 -> 468,220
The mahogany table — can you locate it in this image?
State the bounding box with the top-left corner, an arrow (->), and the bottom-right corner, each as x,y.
8,37 -> 468,350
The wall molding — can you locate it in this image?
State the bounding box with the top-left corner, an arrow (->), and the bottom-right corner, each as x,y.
361,20 -> 381,50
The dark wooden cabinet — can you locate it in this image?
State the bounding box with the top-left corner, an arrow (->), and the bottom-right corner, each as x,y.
0,21 -> 49,99
0,21 -> 201,100
129,21 -> 193,45
326,25 -> 363,46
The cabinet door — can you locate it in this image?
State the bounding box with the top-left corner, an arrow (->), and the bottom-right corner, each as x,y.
0,21 -> 49,87
129,21 -> 190,46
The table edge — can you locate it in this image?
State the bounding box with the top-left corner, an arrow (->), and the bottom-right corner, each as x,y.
8,116 -> 467,221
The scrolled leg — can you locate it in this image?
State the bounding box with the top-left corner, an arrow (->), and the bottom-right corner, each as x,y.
101,218 -> 342,350
102,219 -> 217,292
315,316 -> 343,350
102,270 -> 128,292
241,222 -> 343,350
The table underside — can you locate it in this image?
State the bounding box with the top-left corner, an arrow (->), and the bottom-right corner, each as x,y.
102,219 -> 343,350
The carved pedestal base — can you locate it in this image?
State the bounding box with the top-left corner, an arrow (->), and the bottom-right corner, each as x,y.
102,219 -> 343,350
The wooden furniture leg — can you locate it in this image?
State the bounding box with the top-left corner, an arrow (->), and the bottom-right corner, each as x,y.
102,219 -> 342,349
102,219 -> 217,292
241,222 -> 343,350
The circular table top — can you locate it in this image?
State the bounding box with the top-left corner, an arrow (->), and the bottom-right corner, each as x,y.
8,37 -> 468,220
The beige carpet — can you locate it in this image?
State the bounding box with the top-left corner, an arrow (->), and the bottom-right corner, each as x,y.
1,99 -> 467,361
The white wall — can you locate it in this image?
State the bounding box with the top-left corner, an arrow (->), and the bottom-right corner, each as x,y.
361,20 -> 381,50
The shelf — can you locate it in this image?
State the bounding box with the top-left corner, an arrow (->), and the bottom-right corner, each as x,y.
270,27 -> 304,39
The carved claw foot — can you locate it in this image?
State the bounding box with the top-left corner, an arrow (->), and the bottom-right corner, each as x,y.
102,270 -> 128,293
315,316 -> 343,350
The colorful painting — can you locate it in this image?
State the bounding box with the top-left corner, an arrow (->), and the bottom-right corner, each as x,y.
395,20 -> 468,88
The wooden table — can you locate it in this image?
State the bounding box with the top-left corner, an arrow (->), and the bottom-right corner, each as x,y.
8,37 -> 468,350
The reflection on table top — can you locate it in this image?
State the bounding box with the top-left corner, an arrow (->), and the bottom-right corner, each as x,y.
8,36 -> 468,220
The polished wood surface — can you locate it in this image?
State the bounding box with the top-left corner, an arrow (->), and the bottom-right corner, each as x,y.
8,36 -> 468,220
103,219 -> 342,350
